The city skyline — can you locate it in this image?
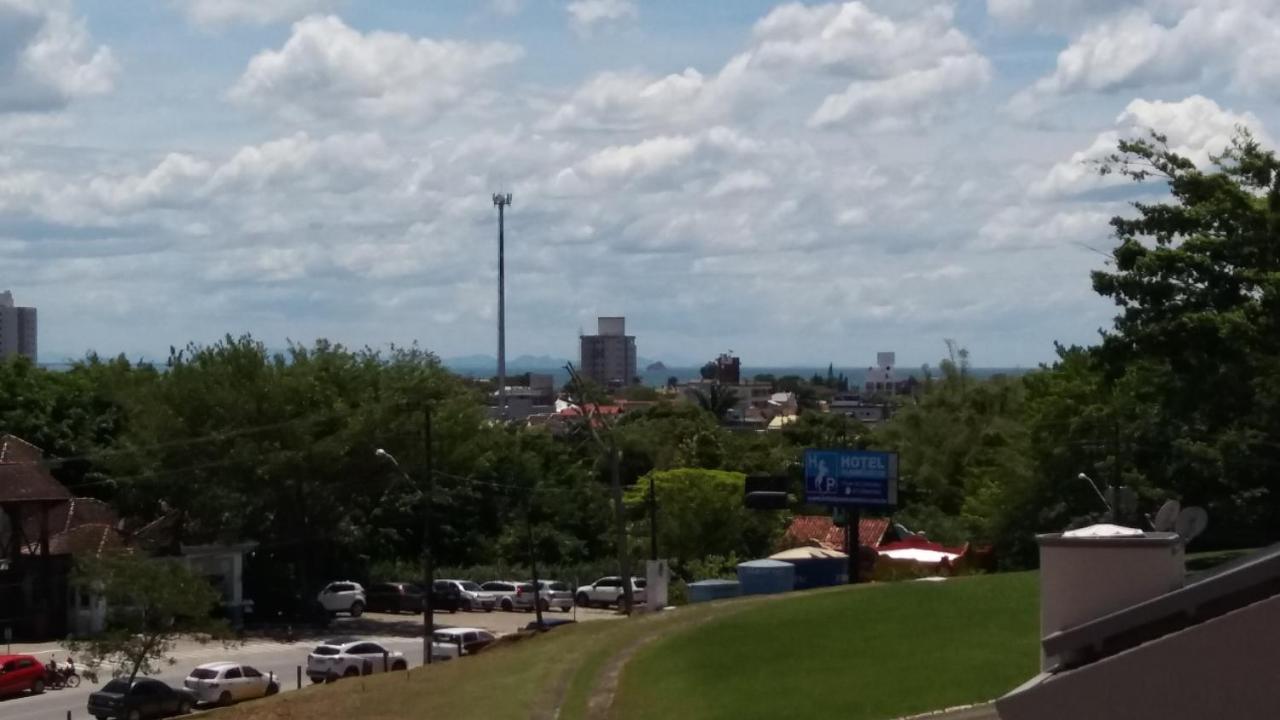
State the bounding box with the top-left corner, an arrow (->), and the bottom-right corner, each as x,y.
4,1 -> 1280,366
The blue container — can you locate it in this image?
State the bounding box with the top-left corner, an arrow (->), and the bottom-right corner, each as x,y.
736,559 -> 796,595
781,557 -> 848,589
687,579 -> 741,604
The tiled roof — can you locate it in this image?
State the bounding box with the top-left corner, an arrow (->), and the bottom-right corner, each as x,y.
20,523 -> 123,557
784,515 -> 890,552
0,435 -> 73,503
22,497 -> 119,541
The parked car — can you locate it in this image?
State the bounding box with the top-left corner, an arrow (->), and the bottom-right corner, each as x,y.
182,662 -> 279,706
0,654 -> 45,697
429,628 -> 497,660
305,638 -> 407,683
365,582 -> 424,614
317,581 -> 366,617
439,579 -> 497,612
535,580 -> 575,612
480,580 -> 536,612
87,678 -> 196,720
575,577 -> 647,608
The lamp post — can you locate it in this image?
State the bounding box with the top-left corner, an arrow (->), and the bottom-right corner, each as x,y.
375,418 -> 434,664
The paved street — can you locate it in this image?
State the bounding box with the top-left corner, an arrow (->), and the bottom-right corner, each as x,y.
2,607 -> 621,720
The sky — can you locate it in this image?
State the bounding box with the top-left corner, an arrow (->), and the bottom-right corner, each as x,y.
2,0 -> 1278,368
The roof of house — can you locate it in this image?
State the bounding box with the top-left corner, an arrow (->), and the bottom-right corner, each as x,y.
21,497 -> 119,541
783,515 -> 890,552
0,435 -> 73,504
20,523 -> 123,557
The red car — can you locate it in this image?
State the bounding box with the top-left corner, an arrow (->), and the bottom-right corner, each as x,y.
0,654 -> 46,697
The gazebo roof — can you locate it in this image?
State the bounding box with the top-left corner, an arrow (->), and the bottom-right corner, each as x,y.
0,435 -> 73,504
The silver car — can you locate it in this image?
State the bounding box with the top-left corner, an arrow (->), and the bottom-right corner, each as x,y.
440,579 -> 497,612
535,580 -> 575,612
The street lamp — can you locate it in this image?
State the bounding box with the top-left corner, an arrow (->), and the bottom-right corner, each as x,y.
375,447 -> 434,664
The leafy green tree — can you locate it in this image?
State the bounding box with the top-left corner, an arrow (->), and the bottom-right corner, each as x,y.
1089,130 -> 1280,547
68,552 -> 230,683
689,384 -> 739,421
625,468 -> 788,578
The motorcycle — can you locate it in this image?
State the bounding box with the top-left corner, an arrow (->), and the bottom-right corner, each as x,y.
44,665 -> 81,689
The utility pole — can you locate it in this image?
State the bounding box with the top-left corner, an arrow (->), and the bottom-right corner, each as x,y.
527,502 -> 544,629
422,405 -> 434,664
492,192 -> 512,420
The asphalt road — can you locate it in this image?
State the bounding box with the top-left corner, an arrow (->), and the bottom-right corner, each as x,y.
3,607 -> 619,720
1,636 -> 425,720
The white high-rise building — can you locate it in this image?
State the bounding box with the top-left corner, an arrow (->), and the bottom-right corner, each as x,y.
0,291 -> 37,362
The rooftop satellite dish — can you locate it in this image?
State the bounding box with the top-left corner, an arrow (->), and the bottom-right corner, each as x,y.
1152,499 -> 1181,532
1175,506 -> 1209,543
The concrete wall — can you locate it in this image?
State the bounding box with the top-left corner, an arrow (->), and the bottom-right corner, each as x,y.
997,593 -> 1280,720
1038,536 -> 1183,669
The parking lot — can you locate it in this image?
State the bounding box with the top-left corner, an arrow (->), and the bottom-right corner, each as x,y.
333,604 -> 622,637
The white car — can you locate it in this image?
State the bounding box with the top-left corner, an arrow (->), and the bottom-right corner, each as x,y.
184,662 -> 279,706
317,581 -> 366,617
429,627 -> 497,661
439,579 -> 497,612
480,580 -> 536,612
575,576 -> 647,608
305,639 -> 407,683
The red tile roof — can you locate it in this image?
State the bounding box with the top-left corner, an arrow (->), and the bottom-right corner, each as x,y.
22,497 -> 119,543
20,524 -> 123,557
783,515 -> 890,552
0,435 -> 73,503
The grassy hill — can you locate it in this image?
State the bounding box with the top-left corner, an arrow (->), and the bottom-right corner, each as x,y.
215,573 -> 1039,720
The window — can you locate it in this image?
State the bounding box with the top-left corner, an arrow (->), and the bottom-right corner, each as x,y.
189,669 -> 219,680
460,581 -> 481,591
224,667 -> 243,679
312,646 -> 341,656
242,667 -> 263,678
433,580 -> 448,590
463,632 -> 477,643
333,583 -> 355,593
599,578 -> 620,588
634,579 -> 647,588
349,643 -> 384,655
15,659 -> 33,669
547,582 -> 569,591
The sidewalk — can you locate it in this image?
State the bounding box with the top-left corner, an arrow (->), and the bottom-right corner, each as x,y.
894,703 -> 1000,720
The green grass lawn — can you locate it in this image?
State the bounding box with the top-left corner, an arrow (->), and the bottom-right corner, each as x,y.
214,573 -> 1040,720
613,573 -> 1040,720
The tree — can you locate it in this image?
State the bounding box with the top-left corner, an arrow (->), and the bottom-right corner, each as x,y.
624,468 -> 788,578
68,552 -> 230,682
1089,129 -> 1280,546
689,384 -> 739,421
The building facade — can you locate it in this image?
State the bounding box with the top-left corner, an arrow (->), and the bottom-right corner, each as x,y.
864,351 -> 895,394
0,291 -> 37,362
580,316 -> 637,388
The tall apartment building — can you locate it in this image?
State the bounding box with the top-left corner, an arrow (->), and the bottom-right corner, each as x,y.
0,291 -> 37,362
864,351 -> 896,394
580,316 -> 637,388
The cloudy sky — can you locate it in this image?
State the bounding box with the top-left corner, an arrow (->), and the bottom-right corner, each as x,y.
2,0 -> 1278,367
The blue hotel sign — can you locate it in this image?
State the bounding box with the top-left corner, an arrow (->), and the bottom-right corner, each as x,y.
803,449 -> 899,507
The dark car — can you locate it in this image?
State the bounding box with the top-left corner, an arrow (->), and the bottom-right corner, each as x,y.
88,678 -> 195,720
365,581 -> 460,614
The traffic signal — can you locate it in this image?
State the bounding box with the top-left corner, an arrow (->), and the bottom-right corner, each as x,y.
744,474 -> 789,510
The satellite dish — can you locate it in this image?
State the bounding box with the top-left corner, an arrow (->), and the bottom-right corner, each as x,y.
1175,506 -> 1209,543
1152,500 -> 1181,532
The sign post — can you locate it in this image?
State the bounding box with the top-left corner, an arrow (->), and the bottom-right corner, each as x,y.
803,449 -> 899,584
4,626 -> 10,654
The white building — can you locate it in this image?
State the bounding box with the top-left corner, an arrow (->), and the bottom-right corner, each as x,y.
0,291 -> 37,362
864,351 -> 895,394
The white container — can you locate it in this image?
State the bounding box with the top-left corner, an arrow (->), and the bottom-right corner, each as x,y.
1037,525 -> 1183,671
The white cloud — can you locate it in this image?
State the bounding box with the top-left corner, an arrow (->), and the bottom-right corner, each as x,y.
229,15 -> 524,123
548,2 -> 988,133
1011,1 -> 1280,115
177,0 -> 340,27
0,0 -> 116,113
489,0 -> 525,17
566,0 -> 637,36
977,205 -> 1116,251
1034,95 -> 1270,197
578,135 -> 698,180
809,54 -> 991,129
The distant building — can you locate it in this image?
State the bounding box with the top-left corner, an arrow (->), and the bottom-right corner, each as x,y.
829,395 -> 893,427
705,352 -> 741,384
864,351 -> 895,395
0,291 -> 37,362
580,317 -> 637,389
